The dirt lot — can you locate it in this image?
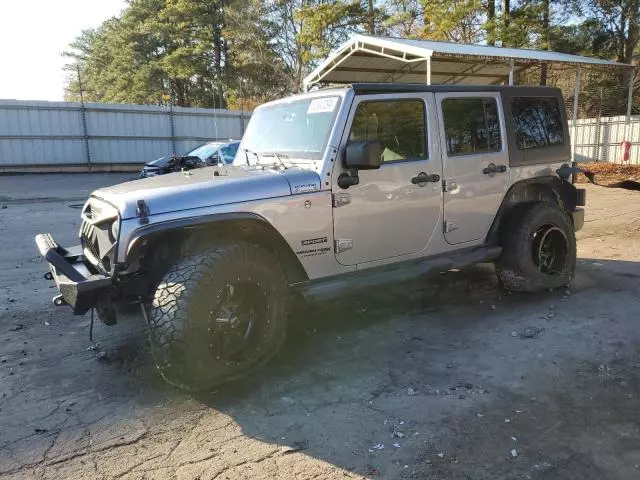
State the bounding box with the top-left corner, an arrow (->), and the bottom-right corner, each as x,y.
1,174 -> 640,480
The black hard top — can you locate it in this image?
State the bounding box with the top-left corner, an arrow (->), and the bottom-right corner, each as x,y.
350,82 -> 562,95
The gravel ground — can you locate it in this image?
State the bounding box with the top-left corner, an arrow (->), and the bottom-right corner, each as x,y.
1,175 -> 640,480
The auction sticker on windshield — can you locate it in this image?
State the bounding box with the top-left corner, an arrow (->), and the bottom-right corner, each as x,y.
307,97 -> 339,114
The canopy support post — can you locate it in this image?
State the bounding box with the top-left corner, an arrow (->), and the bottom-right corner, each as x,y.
571,68 -> 581,163
426,57 -> 431,85
508,59 -> 515,85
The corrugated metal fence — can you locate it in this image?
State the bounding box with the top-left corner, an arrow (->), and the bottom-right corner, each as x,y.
2,98 -> 638,170
0,99 -> 250,171
573,115 -> 640,164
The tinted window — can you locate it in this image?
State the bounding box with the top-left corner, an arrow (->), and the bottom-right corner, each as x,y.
442,97 -> 501,156
349,100 -> 427,162
511,97 -> 564,149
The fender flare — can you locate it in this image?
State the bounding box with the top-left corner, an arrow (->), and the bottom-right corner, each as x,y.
486,176 -> 582,244
124,212 -> 308,283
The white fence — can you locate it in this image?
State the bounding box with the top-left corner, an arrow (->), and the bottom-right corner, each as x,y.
0,99 -> 250,171
573,115 -> 640,164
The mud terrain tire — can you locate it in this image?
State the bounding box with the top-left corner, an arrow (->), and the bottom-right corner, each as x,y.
496,202 -> 576,292
146,242 -> 289,390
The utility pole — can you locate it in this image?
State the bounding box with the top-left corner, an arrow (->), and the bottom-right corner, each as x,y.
240,78 -> 245,136
76,65 -> 92,170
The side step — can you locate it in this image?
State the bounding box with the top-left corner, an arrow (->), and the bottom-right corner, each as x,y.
294,245 -> 502,301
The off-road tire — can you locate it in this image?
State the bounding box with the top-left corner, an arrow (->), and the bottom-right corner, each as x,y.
146,242 -> 289,391
496,202 -> 576,292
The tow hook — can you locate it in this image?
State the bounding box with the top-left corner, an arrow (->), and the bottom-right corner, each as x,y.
44,272 -> 53,281
53,295 -> 67,307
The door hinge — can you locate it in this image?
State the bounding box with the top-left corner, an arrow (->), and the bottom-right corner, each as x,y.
444,221 -> 458,233
332,192 -> 351,208
335,238 -> 353,253
442,180 -> 458,192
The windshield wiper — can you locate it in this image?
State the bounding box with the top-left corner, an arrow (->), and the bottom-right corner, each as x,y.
243,148 -> 260,166
262,152 -> 289,170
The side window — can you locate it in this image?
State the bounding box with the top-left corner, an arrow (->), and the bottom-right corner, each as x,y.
349,100 -> 427,162
511,97 -> 564,149
441,97 -> 501,156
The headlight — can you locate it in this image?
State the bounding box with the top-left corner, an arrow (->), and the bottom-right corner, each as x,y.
111,220 -> 120,242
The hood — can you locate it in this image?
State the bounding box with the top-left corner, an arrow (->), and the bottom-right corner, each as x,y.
92,165 -> 321,219
146,156 -> 170,167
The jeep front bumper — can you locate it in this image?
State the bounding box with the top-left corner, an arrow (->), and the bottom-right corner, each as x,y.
35,233 -> 112,315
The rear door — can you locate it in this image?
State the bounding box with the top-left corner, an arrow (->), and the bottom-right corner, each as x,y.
436,92 -> 509,245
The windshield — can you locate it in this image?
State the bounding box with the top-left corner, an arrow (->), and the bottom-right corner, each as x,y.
188,143 -> 222,161
220,142 -> 239,161
238,95 -> 342,161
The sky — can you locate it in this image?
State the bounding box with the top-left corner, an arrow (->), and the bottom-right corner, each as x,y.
0,0 -> 127,101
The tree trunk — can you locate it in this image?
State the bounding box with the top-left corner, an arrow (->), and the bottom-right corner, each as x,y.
502,0 -> 510,47
624,0 -> 640,64
540,0 -> 549,85
487,0 -> 496,46
368,0 -> 375,35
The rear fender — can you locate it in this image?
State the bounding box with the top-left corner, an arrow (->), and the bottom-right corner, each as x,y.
487,177 -> 583,244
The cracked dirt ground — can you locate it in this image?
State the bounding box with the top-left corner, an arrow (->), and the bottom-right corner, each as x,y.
1,174 -> 640,480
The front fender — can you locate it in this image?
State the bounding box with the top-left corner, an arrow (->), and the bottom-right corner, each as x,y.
124,212 -> 267,259
119,211 -> 309,284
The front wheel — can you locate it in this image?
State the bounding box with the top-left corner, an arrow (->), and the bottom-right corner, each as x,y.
496,202 -> 576,292
146,242 -> 289,390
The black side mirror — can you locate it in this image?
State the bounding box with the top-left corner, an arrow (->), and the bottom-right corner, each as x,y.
345,140 -> 382,170
338,140 -> 382,189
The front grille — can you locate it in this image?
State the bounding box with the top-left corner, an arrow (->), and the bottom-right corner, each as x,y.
81,223 -> 101,262
79,198 -> 119,273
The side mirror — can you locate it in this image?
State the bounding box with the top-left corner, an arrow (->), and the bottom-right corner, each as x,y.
344,140 -> 382,170
338,140 -> 382,189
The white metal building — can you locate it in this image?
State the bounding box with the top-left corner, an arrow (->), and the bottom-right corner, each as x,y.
304,34 -> 631,89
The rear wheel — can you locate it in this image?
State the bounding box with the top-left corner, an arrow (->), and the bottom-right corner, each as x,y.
146,242 -> 289,390
496,202 -> 576,292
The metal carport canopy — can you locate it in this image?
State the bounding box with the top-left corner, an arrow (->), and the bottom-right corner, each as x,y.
303,34 -> 631,89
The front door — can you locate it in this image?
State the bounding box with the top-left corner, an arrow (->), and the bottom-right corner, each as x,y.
332,93 -> 442,266
435,92 -> 510,245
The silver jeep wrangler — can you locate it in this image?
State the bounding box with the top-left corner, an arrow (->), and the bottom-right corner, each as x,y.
36,83 -> 585,390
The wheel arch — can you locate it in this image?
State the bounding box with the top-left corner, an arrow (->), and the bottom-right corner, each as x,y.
486,176 -> 579,244
126,212 -> 309,286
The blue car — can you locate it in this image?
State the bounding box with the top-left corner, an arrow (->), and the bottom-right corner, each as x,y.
140,140 -> 240,178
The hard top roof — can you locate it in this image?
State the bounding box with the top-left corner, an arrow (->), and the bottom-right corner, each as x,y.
349,83 -> 562,94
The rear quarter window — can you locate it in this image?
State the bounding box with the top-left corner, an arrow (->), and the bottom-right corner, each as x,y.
510,97 -> 564,150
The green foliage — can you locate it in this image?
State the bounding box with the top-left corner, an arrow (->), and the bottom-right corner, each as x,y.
295,0 -> 370,63
421,0 -> 486,43
381,0 -> 423,37
63,0 -> 640,109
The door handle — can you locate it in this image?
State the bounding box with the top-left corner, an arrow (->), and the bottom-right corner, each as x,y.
411,172 -> 440,185
482,163 -> 507,175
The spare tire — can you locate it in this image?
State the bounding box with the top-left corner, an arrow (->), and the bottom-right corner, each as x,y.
145,242 -> 289,390
496,202 -> 576,292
